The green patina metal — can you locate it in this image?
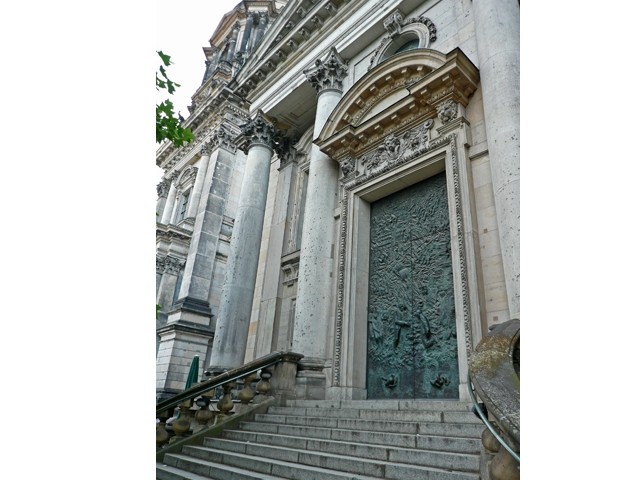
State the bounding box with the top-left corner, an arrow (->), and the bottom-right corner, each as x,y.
366,172 -> 459,399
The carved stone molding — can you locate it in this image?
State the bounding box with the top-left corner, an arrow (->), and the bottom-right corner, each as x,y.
437,99 -> 458,124
304,47 -> 348,94
156,256 -> 166,275
164,256 -> 185,275
339,157 -> 355,176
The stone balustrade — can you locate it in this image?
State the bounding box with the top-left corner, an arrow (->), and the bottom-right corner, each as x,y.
156,351 -> 303,450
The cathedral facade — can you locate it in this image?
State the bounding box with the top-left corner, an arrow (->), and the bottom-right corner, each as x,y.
155,0 -> 519,403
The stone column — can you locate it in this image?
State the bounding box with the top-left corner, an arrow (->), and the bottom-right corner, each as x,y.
156,256 -> 183,315
160,176 -> 177,225
209,111 -> 281,371
292,48 -> 348,364
186,141 -> 213,219
472,0 -> 520,319
156,179 -> 169,220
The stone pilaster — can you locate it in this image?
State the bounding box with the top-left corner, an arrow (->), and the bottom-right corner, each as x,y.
472,0 -> 520,319
226,22 -> 241,63
156,255 -> 185,317
186,140 -> 214,219
292,47 -> 348,371
168,125 -> 238,326
239,13 -> 254,54
209,111 -> 282,371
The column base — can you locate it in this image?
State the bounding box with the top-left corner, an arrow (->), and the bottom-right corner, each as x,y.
295,357 -> 329,400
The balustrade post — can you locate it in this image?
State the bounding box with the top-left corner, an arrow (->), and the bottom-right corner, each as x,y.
253,368 -> 273,404
270,352 -> 303,406
156,409 -> 171,449
193,396 -> 214,433
216,382 -> 235,418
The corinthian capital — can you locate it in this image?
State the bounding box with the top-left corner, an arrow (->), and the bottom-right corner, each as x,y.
156,180 -> 169,198
304,47 -> 348,94
238,110 -> 282,154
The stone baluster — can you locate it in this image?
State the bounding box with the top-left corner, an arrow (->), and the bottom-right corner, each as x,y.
169,400 -> 193,443
216,382 -> 235,417
237,373 -> 258,405
293,47 -> 348,369
193,395 -> 214,432
156,409 -> 171,449
209,111 -> 283,371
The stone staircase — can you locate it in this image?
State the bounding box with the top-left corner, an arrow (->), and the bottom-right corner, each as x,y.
157,399 -> 484,480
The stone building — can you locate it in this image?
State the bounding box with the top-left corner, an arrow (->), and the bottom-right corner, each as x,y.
155,0 -> 519,403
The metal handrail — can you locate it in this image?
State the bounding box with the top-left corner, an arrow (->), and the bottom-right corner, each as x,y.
156,351 -> 302,416
467,372 -> 520,462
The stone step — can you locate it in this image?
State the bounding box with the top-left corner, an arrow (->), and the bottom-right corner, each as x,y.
224,427 -> 481,456
268,406 -> 482,424
257,412 -> 484,438
179,444 -> 479,480
237,420 -> 480,452
286,399 -> 473,412
164,449 -> 381,480
210,433 -> 480,471
156,460 -> 286,480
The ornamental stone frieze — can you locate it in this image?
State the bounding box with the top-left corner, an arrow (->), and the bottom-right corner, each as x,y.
237,110 -> 284,155
304,47 -> 348,94
358,119 -> 434,175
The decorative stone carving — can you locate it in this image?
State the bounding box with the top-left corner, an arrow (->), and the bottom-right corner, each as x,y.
238,110 -> 281,154
156,180 -> 169,198
384,10 -> 405,37
304,47 -> 348,94
201,125 -> 237,154
368,12 -> 437,70
156,256 -> 166,275
339,157 -> 355,176
359,120 -> 434,174
437,99 -> 458,124
163,256 -> 185,275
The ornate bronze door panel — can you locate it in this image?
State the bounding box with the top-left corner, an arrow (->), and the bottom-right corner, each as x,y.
367,172 -> 458,399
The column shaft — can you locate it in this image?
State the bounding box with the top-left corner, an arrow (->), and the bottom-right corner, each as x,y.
210,143 -> 273,369
292,89 -> 342,360
472,0 -> 520,319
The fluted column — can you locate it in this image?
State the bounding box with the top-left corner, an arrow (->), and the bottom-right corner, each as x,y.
209,111 -> 282,370
292,47 -> 348,363
186,141 -> 213,219
472,0 -> 520,319
159,176 -> 177,224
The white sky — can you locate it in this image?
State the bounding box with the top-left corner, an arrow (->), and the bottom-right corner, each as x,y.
156,0 -> 242,121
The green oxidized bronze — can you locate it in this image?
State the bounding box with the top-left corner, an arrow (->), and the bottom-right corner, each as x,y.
367,172 -> 459,399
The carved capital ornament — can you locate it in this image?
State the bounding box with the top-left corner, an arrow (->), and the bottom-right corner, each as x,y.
237,110 -> 283,155
304,47 -> 348,94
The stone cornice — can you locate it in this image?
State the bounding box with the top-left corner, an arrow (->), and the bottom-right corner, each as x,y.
156,223 -> 192,243
316,48 -> 479,161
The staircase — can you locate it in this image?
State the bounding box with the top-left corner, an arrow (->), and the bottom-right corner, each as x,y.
157,399 -> 484,480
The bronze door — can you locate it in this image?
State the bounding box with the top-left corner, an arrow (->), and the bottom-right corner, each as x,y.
366,172 -> 459,399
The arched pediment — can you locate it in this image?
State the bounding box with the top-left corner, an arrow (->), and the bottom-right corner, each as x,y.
317,48 -> 480,161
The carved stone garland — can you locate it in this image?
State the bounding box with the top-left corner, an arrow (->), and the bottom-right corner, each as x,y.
332,132 -> 472,386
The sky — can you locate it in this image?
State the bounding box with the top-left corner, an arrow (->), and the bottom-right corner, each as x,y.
156,0 -> 241,122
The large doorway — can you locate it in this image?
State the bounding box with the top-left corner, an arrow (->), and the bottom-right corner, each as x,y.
366,172 -> 459,399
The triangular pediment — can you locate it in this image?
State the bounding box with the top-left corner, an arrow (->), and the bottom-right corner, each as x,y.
316,48 -> 480,161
